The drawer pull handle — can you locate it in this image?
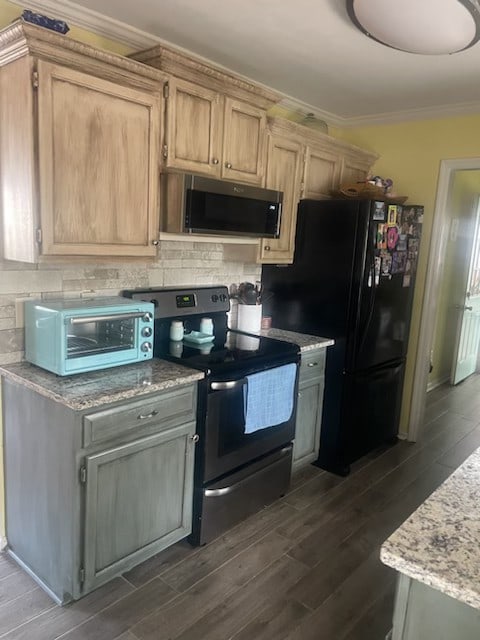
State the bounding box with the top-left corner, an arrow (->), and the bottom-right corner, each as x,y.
307,362 -> 318,367
137,410 -> 158,420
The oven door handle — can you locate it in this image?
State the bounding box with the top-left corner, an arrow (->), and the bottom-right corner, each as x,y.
210,378 -> 247,391
68,311 -> 149,325
204,446 -> 292,497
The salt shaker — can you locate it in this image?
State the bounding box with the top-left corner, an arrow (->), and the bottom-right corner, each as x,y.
200,317 -> 213,335
170,320 -> 184,341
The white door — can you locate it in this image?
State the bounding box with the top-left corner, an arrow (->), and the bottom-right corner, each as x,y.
451,198 -> 480,384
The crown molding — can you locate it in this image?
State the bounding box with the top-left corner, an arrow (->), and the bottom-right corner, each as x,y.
338,100 -> 480,127
7,0 -> 161,49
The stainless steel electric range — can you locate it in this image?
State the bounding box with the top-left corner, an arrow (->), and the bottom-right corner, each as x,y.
123,285 -> 300,545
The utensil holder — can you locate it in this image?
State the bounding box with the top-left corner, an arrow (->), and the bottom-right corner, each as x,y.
237,304 -> 262,334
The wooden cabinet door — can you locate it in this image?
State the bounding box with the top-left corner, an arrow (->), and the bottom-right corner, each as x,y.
222,97 -> 266,185
340,155 -> 370,186
165,77 -> 222,176
259,135 -> 303,263
303,144 -> 342,200
82,421 -> 195,594
293,380 -> 324,470
37,61 -> 161,257
293,349 -> 325,470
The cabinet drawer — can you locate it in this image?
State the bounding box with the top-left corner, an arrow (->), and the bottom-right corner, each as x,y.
83,384 -> 197,447
299,350 -> 326,384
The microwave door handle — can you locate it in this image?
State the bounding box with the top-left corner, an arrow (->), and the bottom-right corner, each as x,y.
68,311 -> 148,325
275,201 -> 282,237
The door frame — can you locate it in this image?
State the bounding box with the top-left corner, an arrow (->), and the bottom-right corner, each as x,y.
408,157 -> 480,442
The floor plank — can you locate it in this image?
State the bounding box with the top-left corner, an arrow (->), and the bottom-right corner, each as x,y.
1,577 -> 134,640
132,533 -> 292,640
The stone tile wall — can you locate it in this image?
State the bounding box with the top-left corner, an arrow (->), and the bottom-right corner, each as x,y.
0,240 -> 260,365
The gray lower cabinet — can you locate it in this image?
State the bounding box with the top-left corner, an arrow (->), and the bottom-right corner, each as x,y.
2,378 -> 197,604
390,574 -> 480,640
293,348 -> 326,470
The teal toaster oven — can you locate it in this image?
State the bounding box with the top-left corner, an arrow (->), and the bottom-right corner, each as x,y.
24,297 -> 154,375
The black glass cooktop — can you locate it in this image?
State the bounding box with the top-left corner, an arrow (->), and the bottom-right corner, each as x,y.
155,329 -> 299,378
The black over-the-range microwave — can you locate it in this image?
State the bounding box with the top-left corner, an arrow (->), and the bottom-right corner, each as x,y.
162,173 -> 283,238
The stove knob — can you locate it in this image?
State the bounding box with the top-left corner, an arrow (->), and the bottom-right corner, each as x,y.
220,293 -> 227,302
141,342 -> 152,353
211,294 -> 219,302
142,312 -> 153,322
142,327 -> 153,337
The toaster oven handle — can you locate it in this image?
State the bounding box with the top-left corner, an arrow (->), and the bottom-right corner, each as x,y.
68,312 -> 149,325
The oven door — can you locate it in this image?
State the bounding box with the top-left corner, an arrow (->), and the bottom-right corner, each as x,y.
203,362 -> 299,483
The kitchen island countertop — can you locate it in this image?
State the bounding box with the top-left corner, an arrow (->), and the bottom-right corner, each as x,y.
381,446 -> 480,610
0,360 -> 204,411
260,328 -> 334,352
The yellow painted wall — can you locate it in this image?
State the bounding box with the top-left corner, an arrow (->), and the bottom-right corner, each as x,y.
338,115 -> 480,433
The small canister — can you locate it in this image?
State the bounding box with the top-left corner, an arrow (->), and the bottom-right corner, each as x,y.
170,320 -> 184,341
200,317 -> 213,335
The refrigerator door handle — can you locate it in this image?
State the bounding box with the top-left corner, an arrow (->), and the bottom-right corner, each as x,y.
356,226 -> 378,362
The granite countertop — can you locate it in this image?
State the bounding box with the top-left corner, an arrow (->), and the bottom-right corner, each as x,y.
260,328 -> 334,352
0,360 -> 204,411
381,446 -> 480,610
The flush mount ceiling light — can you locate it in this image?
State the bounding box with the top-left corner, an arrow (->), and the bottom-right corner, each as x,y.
347,0 -> 480,54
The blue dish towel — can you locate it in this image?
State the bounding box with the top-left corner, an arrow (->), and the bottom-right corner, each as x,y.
243,363 -> 297,434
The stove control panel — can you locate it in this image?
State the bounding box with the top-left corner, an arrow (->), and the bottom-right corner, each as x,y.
122,286 -> 230,319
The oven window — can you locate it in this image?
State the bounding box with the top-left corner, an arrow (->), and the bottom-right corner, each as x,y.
67,318 -> 135,358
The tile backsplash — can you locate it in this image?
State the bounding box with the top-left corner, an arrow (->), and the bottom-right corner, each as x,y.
0,239 -> 260,365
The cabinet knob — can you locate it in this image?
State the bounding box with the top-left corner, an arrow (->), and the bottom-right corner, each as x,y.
151,239 -> 159,246
225,162 -> 232,169
190,434 -> 200,443
212,158 -> 219,165
307,362 -> 318,367
264,245 -> 271,251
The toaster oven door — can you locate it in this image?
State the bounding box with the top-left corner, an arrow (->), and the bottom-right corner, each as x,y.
64,310 -> 152,372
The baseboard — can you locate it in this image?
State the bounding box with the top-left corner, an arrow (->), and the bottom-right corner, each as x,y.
427,375 -> 449,392
0,536 -> 7,550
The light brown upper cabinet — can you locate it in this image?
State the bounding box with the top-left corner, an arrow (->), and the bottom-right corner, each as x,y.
340,154 -> 373,186
131,44 -> 279,187
163,81 -> 266,184
0,21 -> 165,262
258,134 -> 303,263
164,77 -> 222,176
302,143 -> 342,200
255,118 -> 378,264
221,98 -> 266,185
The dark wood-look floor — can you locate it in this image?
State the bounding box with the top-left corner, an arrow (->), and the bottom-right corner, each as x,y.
2,376 -> 480,640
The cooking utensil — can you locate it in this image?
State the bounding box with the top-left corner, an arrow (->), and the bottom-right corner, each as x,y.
238,282 -> 258,305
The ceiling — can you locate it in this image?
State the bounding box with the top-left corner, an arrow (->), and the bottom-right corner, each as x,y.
18,0 -> 480,126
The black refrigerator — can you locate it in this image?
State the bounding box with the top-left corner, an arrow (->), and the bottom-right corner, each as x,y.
262,199 -> 423,476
